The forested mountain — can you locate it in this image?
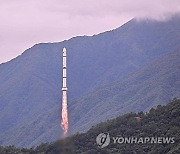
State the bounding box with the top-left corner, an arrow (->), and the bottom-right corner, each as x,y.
0,99 -> 179,154
69,50 -> 180,134
0,15 -> 180,147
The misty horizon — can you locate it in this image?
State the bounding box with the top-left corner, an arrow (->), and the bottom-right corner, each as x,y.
1,0 -> 180,63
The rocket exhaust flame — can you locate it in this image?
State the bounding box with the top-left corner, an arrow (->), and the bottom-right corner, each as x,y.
61,48 -> 69,135
61,91 -> 68,134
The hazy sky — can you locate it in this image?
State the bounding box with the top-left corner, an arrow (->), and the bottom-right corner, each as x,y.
0,0 -> 180,63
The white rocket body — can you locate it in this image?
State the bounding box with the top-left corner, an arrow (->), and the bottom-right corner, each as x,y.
62,48 -> 68,91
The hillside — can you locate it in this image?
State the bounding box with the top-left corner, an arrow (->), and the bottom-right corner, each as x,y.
0,16 -> 180,147
69,50 -> 180,134
1,48 -> 179,148
0,99 -> 179,154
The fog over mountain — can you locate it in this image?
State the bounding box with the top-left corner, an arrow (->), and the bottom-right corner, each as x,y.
1,0 -> 180,63
0,16 -> 180,147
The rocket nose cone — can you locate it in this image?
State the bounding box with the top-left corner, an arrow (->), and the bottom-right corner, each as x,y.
63,47 -> 66,52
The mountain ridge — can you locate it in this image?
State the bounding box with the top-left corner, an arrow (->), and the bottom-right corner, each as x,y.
0,16 -> 180,147
0,98 -> 179,153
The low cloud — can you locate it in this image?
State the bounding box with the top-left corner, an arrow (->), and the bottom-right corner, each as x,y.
0,0 -> 180,63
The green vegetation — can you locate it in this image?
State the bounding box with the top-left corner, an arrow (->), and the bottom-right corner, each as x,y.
0,98 -> 180,154
1,17 -> 180,147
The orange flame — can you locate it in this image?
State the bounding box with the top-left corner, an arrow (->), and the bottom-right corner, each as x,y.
61,91 -> 68,135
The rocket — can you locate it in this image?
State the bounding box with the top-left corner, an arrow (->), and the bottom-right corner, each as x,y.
62,47 -> 67,91
61,47 -> 68,134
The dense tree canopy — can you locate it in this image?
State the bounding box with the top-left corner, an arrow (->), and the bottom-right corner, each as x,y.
0,98 -> 179,154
